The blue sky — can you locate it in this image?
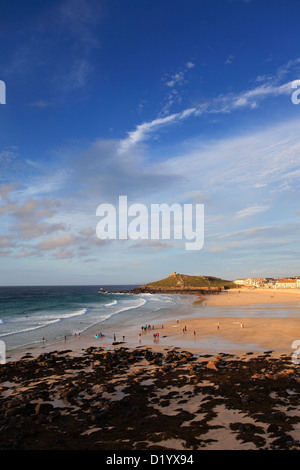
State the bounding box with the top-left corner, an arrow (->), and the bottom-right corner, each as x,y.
1,0 -> 300,285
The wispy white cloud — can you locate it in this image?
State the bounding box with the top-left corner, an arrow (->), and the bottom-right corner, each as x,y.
36,234 -> 77,251
160,116 -> 300,192
161,61 -> 196,115
119,58 -> 299,153
130,240 -> 172,252
118,108 -> 196,153
225,54 -> 234,65
236,205 -> 270,218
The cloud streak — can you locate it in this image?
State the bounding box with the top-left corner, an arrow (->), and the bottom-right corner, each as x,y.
119,58 -> 299,153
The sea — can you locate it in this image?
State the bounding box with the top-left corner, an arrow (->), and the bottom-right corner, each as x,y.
1,285 -> 299,357
0,285 -> 192,354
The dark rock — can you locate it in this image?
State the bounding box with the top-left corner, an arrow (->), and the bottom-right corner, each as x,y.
35,403 -> 54,415
267,424 -> 280,435
272,434 -> 294,448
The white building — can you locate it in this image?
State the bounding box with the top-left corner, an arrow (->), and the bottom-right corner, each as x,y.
234,279 -> 247,286
275,279 -> 298,289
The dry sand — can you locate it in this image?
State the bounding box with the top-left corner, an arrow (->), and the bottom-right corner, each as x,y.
205,287 -> 300,307
2,287 -> 300,451
134,288 -> 300,356
7,287 -> 300,361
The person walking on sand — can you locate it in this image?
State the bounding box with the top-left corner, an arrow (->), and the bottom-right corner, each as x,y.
139,333 -> 141,343
113,334 -> 116,342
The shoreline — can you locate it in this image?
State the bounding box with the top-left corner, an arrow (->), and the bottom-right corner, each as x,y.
4,287 -> 300,363
1,288 -> 299,450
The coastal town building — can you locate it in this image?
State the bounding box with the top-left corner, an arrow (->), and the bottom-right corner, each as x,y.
248,278 -> 268,287
234,277 -> 300,289
234,278 -> 270,287
275,279 -> 298,289
233,279 -> 247,286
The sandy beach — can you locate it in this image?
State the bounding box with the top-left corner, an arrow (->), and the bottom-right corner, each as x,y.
150,288 -> 300,355
1,287 -> 299,450
88,287 -> 300,357
205,287 -> 300,306
0,344 -> 299,450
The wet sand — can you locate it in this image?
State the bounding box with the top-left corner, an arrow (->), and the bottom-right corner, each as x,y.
6,287 -> 300,360
1,287 -> 299,450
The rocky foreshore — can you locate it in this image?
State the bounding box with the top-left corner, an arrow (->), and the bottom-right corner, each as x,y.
113,286 -> 225,295
0,346 -> 299,450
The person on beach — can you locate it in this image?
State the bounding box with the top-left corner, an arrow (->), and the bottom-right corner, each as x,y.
153,333 -> 159,343
113,334 -> 116,342
139,333 -> 141,343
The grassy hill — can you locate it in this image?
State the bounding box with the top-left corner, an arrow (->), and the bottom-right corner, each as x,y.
145,272 -> 235,289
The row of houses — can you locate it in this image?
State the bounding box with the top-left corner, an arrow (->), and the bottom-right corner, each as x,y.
234,278 -> 300,289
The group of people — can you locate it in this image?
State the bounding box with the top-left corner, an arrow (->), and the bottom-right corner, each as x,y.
141,324 -> 154,332
95,332 -> 105,338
